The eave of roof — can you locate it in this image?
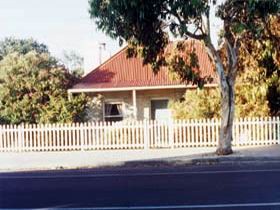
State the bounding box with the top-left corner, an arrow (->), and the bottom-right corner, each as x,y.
68,84 -> 218,93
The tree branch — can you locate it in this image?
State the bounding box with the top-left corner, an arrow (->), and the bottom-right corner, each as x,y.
164,7 -> 207,40
183,29 -> 207,40
205,41 -> 227,87
225,38 -> 233,68
225,37 -> 239,81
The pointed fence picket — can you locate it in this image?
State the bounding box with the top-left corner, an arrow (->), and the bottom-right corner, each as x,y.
0,116 -> 279,152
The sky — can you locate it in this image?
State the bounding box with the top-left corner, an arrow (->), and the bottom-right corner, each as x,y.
0,0 -> 121,73
0,0 -> 222,74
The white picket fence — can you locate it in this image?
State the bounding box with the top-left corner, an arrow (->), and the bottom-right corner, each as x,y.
0,117 -> 279,152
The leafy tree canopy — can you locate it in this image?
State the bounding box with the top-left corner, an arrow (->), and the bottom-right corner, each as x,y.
0,37 -> 50,83
0,52 -> 89,124
237,15 -> 280,115
0,37 -> 49,60
170,71 -> 271,120
170,15 -> 280,119
169,88 -> 221,119
89,0 -> 279,74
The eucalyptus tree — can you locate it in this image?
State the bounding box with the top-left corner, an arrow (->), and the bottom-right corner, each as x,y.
0,37 -> 48,60
0,37 -> 49,83
0,52 -> 89,124
89,0 -> 280,155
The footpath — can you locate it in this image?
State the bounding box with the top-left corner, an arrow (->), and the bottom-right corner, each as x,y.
0,145 -> 280,172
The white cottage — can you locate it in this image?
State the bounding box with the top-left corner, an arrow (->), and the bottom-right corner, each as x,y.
68,40 -> 217,121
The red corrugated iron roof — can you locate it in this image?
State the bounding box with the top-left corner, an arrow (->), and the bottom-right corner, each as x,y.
71,40 -> 216,90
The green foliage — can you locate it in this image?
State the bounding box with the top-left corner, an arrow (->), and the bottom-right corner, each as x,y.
0,37 -> 49,60
234,70 -> 270,118
237,15 -> 280,116
267,70 -> 280,116
0,52 -> 89,124
166,41 -> 213,88
169,13 -> 280,119
169,88 -> 220,119
217,0 -> 280,39
89,0 -> 209,71
38,94 -> 89,124
0,37 -> 50,83
231,23 -> 247,34
89,0 -> 279,79
170,87 -> 270,120
170,67 -> 274,119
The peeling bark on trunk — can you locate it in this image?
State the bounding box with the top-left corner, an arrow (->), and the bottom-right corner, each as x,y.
216,77 -> 235,155
202,8 -> 239,156
205,42 -> 236,156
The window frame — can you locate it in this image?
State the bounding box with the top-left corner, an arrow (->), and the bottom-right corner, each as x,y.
103,101 -> 124,121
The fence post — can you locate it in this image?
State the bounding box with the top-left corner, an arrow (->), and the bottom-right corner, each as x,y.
80,123 -> 85,151
18,124 -> 24,152
0,125 -> 2,152
277,116 -> 280,144
169,120 -> 174,149
143,120 -> 150,150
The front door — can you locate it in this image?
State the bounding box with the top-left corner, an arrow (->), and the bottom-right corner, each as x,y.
151,99 -> 171,121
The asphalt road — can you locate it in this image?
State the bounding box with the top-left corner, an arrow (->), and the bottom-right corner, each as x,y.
1,163 -> 280,209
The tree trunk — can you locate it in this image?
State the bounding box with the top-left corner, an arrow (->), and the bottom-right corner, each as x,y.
216,77 -> 235,155
205,41 -> 237,155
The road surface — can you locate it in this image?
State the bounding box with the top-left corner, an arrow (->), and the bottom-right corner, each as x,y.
1,163 -> 280,209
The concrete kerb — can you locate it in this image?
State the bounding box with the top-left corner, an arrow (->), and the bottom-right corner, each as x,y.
119,145 -> 280,168
1,145 -> 280,172
2,156 -> 280,173
96,152 -> 280,170
186,156 -> 280,166
120,158 -> 280,170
